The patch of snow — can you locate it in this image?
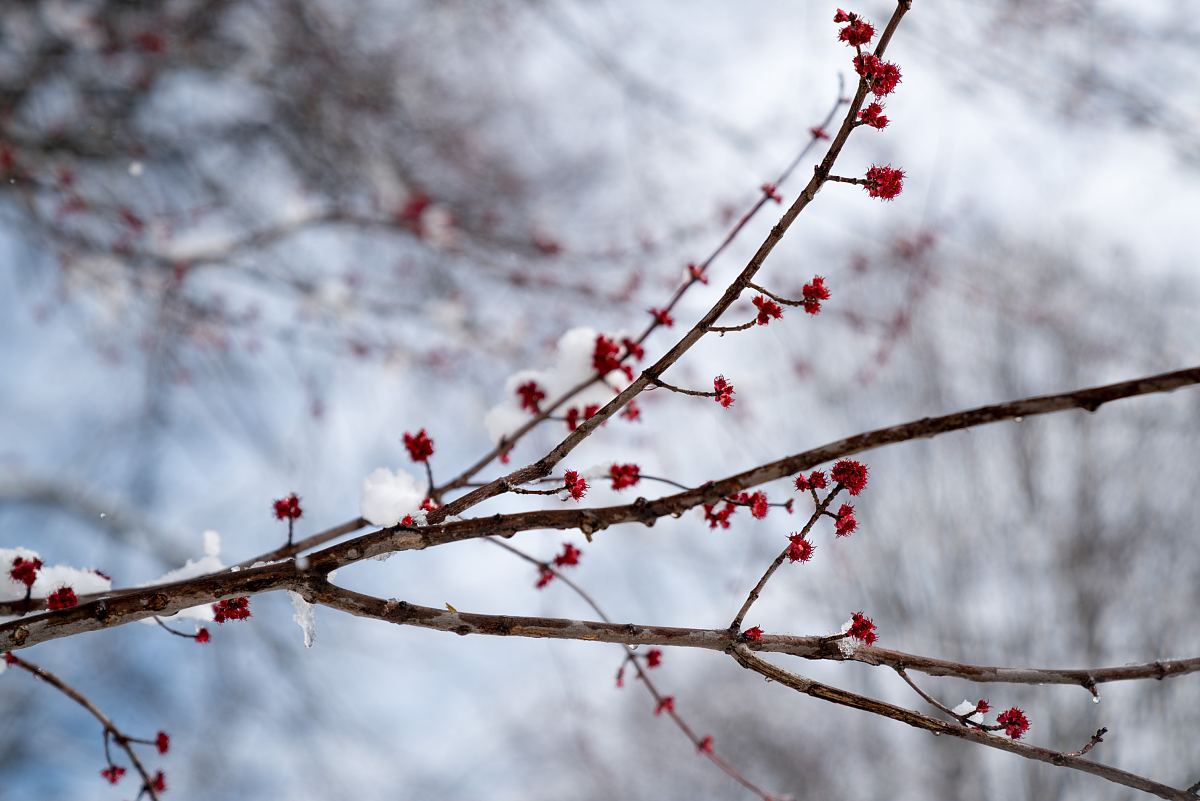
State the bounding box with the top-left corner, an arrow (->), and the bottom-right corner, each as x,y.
360,467 -> 425,527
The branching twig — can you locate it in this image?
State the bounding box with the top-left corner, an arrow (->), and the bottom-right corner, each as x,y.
5,655 -> 161,800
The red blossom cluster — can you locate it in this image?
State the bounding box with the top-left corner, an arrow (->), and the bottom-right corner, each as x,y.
650,307 -> 675,327
846,612 -> 877,645
864,165 -> 904,201
100,766 -> 126,784
996,707 -> 1031,739
794,470 -> 828,492
562,470 -> 588,501
272,493 -> 302,521
786,533 -> 815,563
194,627 -> 211,644
156,731 -> 170,754
9,556 -> 41,588
752,295 -> 783,326
655,696 -> 675,716
733,491 -> 770,519
553,543 -> 582,568
687,263 -> 708,284
713,375 -> 735,408
609,463 -> 641,490
834,9 -> 875,46
761,183 -> 782,204
645,648 -> 663,668
802,276 -> 830,315
212,597 -> 251,623
403,429 -> 435,462
834,504 -> 857,537
858,102 -> 889,130
697,735 -> 714,754
564,403 -> 600,431
853,54 -> 902,97
47,586 -> 77,610
975,699 -> 990,715
151,771 -> 167,793
516,380 -> 546,413
703,502 -> 735,529
742,626 -> 764,642
831,459 -> 869,495
593,334 -> 633,380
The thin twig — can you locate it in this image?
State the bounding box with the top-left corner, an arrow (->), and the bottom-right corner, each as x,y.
6,655 -> 161,800
729,486 -> 841,631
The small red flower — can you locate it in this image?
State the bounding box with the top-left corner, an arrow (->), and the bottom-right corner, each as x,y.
563,470 -> 588,501
9,556 -> 42,589
810,126 -> 829,140
802,276 -> 831,315
703,503 -> 735,529
194,627 -> 210,644
615,665 -> 625,688
743,626 -> 763,641
847,611 -> 877,645
553,542 -> 582,568
687,263 -> 709,284
47,586 -> 77,610
853,53 -> 880,79
516,381 -> 546,414
787,534 -> 815,563
100,766 -> 126,785
621,400 -> 641,422
835,504 -> 858,537
858,102 -> 889,129
151,771 -> 167,793
713,375 -> 735,408
4,653 -> 17,665
212,597 -> 251,623
864,165 -> 904,200
655,696 -> 675,716
650,307 -> 675,327
272,493 -> 302,521
745,491 -> 769,519
420,497 -> 440,512
593,335 -> 633,380
996,707 -> 1030,739
609,463 -> 641,491
403,429 -> 435,462
831,459 -> 869,495
833,9 -> 852,23
838,17 -> 875,46
697,735 -> 714,754
535,567 -> 555,589
869,62 -> 902,96
761,183 -> 782,204
155,731 -> 170,755
752,295 -> 783,326
645,648 -> 663,668
975,699 -> 990,715
622,337 -> 645,361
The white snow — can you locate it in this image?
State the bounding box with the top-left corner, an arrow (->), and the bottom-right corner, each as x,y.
0,547 -> 112,603
137,531 -> 225,624
360,467 -> 425,527
288,591 -> 316,648
951,700 -> 984,722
